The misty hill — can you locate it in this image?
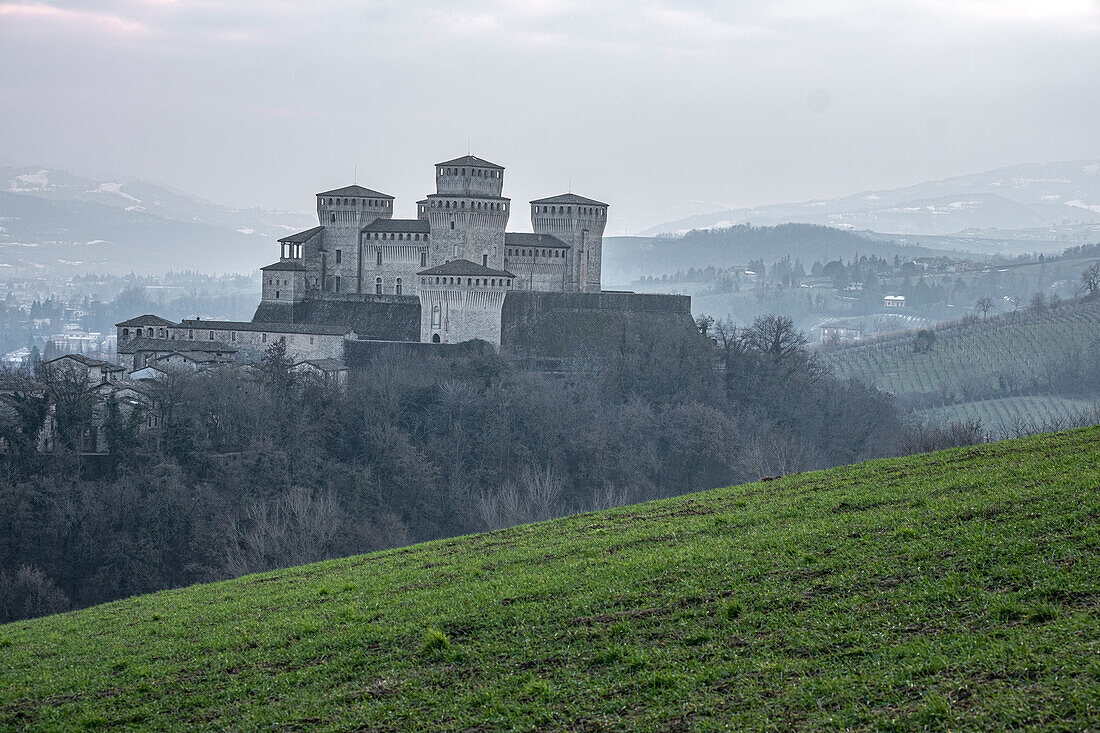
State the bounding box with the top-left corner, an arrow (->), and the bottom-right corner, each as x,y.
3,429 -> 1099,729
822,297 -> 1100,428
602,223 -> 952,282
0,164 -> 313,276
646,160 -> 1100,239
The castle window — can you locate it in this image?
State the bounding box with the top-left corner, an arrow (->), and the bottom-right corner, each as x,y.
188,329 -> 194,339
432,305 -> 441,328
395,278 -> 402,295
432,334 -> 441,343
262,333 -> 267,343
310,336 -> 314,345
376,277 -> 382,295
331,213 -> 336,223
335,249 -> 341,263
209,331 -> 215,341
475,279 -> 480,286
482,254 -> 488,267
420,252 -> 427,267
491,279 -> 495,286
450,221 -> 455,230
122,328 -> 129,339
231,332 -> 236,342
502,204 -> 506,211
377,249 -> 382,265
275,290 -> 280,299
507,279 -> 512,287
461,168 -> 466,175
468,278 -> 472,286
334,276 -> 341,293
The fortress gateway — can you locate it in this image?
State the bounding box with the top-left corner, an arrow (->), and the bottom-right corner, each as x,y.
116,156 -> 692,371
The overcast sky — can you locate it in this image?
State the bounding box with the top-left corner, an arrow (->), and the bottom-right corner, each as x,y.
1,0 -> 1098,233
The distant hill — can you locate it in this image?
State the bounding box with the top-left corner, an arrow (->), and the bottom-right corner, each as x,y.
644,160 -> 1100,243
602,223 -> 954,283
3,429 -> 1100,729
822,297 -> 1100,427
0,164 -> 314,276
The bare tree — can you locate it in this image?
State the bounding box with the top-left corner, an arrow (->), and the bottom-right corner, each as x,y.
975,296 -> 995,319
1081,262 -> 1100,300
225,486 -> 344,577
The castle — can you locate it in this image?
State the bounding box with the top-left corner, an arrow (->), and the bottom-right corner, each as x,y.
116,155 -> 692,372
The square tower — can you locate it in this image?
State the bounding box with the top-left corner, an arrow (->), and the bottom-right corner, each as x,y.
530,194 -> 608,292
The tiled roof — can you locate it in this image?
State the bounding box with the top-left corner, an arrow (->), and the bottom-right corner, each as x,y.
293,358 -> 347,372
436,155 -> 504,170
179,319 -> 354,336
316,185 -> 393,199
277,226 -> 325,244
505,233 -> 569,249
418,259 -> 515,278
261,260 -> 307,271
44,353 -> 124,370
530,193 -> 609,207
116,314 -> 177,328
361,218 -> 431,234
118,337 -> 238,354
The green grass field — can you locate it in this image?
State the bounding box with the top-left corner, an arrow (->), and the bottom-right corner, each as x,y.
3,429 -> 1100,730
822,299 -> 1100,399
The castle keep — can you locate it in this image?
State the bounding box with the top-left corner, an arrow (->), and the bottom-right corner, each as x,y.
116,155 -> 692,370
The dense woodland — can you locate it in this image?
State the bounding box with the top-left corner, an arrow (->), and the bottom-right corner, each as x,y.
0,315 -> 904,622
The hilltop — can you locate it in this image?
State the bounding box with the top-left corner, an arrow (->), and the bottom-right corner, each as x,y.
644,159 -> 1100,243
3,429 -> 1100,730
822,297 -> 1100,426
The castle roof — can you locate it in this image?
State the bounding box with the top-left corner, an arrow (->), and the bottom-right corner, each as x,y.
361,218 -> 431,234
316,185 -> 393,199
44,353 -> 124,370
505,233 -> 570,249
179,319 -> 355,336
530,193 -> 609,207
261,260 -> 307,271
437,155 -> 504,170
293,358 -> 347,372
116,314 -> 177,328
118,337 -> 238,355
421,194 -> 511,202
418,259 -> 515,279
277,226 -> 325,244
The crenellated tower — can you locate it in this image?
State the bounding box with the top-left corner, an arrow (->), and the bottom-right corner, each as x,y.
530,194 -> 608,292
419,156 -> 510,270
315,185 -> 393,293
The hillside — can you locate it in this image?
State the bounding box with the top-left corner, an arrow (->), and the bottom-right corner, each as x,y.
822,298 -> 1100,417
602,223 -> 952,283
644,159 -> 1100,240
0,164 -> 313,276
3,429 -> 1100,730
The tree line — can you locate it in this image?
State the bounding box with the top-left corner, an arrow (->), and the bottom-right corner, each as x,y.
1,315 -> 904,622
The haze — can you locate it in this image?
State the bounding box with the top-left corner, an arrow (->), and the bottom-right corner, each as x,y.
1,0 -> 1098,233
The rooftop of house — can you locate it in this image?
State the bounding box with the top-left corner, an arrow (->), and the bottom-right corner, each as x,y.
530,193 -> 609,207
505,233 -> 569,249
436,155 -> 504,170
261,261 -> 307,272
116,314 -> 178,328
178,320 -> 355,336
361,219 -> 431,234
277,226 -> 325,244
418,259 -> 515,279
316,185 -> 393,199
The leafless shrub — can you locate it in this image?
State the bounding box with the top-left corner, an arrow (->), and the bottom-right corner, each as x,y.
225,486 -> 344,577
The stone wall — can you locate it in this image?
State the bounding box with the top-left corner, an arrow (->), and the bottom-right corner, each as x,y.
343,338 -> 491,369
252,294 -> 421,342
169,323 -> 349,362
500,291 -> 693,359
420,286 -> 507,346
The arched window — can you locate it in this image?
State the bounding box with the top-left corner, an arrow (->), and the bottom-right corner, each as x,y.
432,333 -> 441,343
331,213 -> 336,223
420,252 -> 427,267
450,221 -> 455,230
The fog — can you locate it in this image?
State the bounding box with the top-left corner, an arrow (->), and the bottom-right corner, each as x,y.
2,0 -> 1098,232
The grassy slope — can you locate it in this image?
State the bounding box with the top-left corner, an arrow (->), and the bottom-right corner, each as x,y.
822,299 -> 1100,399
3,429 -> 1100,731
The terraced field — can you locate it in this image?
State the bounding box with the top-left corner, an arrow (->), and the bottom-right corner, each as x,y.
915,394 -> 1099,431
823,299 -> 1100,403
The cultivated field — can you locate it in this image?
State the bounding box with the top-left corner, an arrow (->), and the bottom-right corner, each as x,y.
823,298 -> 1100,406
3,429 -> 1100,730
